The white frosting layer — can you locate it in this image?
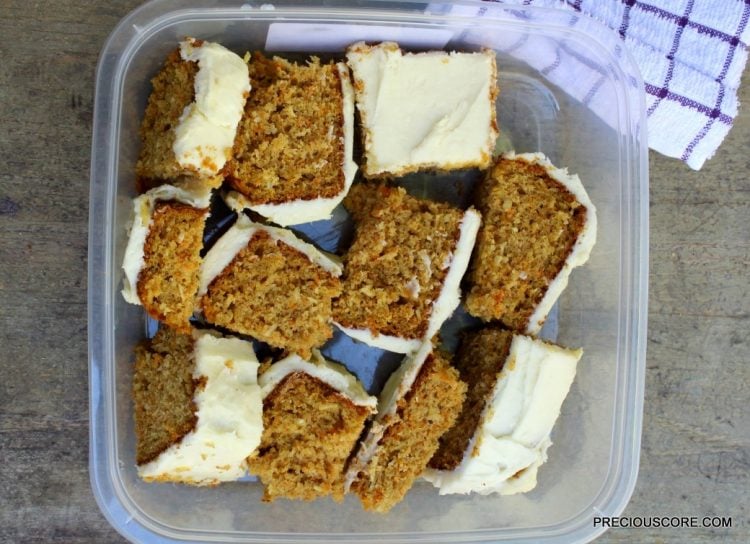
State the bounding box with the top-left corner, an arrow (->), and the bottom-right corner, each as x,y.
422,335 -> 581,495
199,213 -> 342,297
259,349 -> 376,408
344,341 -> 434,491
227,63 -> 357,226
506,152 -> 598,335
173,38 -> 250,176
138,331 -> 263,485
334,207 -> 480,354
346,42 -> 497,176
121,184 -> 211,304
332,323 -> 422,354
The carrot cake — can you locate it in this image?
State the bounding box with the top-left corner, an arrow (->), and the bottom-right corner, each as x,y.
121,184 -> 210,332
224,54 -> 356,226
465,152 -> 597,334
346,341 -> 466,512
199,214 -> 342,358
134,326 -> 263,485
136,37 -> 250,192
332,184 -> 481,353
346,42 -> 498,178
423,328 -> 581,495
248,350 -> 376,502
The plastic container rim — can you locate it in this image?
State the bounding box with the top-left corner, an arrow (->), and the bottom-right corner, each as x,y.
88,1 -> 649,542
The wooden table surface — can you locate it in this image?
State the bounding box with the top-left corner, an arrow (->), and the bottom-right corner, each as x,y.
1,1 -> 747,542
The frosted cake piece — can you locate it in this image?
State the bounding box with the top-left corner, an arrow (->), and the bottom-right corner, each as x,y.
136,38 -> 250,191
424,328 -> 581,495
199,214 -> 342,358
346,341 -> 466,512
134,327 -> 263,485
224,54 -> 356,226
121,184 -> 210,332
332,184 -> 480,353
248,350 -> 376,502
465,152 -> 597,334
346,42 -> 498,178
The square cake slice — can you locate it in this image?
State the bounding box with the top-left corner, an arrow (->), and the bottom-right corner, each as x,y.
199,214 -> 342,358
134,327 -> 263,485
121,184 -> 210,333
224,54 -> 357,226
346,341 -> 466,512
423,328 -> 581,495
332,184 -> 480,353
465,152 -> 597,334
136,38 -> 250,192
346,42 -> 498,178
248,350 -> 376,502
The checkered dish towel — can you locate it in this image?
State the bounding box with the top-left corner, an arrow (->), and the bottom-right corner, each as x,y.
458,0 -> 750,169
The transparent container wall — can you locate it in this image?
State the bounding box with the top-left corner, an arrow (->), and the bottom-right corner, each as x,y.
91,2 -> 647,542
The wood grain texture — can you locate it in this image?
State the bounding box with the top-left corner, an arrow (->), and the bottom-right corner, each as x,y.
0,2 -> 142,543
0,1 -> 747,542
598,77 -> 750,544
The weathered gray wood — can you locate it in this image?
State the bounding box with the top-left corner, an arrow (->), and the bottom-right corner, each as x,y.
0,2 -> 143,543
598,77 -> 750,543
0,1 -> 747,542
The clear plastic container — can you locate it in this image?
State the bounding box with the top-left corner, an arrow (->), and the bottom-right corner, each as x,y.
88,1 -> 649,542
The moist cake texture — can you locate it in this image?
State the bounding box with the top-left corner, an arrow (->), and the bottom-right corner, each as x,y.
429,328 -> 514,471
346,41 -> 498,178
423,328 -> 581,495
199,214 -> 342,358
333,184 -> 480,353
465,152 -> 597,334
248,351 -> 376,502
347,342 -> 466,512
136,38 -> 249,192
225,54 -> 356,225
134,327 -> 263,485
121,184 -> 210,333
134,327 -> 197,467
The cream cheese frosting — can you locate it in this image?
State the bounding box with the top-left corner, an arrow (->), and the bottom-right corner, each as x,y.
121,184 -> 211,304
344,341 -> 435,491
504,152 -> 598,335
331,325 -> 423,355
333,207 -> 480,354
224,62 -> 357,226
138,330 -> 263,485
259,350 -> 376,409
172,38 -> 250,177
346,42 -> 497,177
422,335 -> 581,495
198,213 -> 342,298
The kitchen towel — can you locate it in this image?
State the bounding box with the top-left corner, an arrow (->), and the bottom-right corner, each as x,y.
442,0 -> 750,169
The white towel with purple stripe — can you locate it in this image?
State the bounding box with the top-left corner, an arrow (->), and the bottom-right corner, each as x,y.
439,0 -> 750,169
